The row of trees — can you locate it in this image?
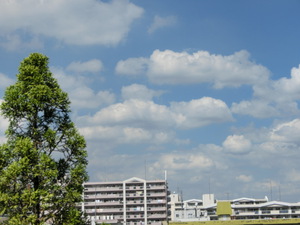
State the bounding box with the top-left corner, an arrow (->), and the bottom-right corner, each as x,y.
0,53 -> 89,224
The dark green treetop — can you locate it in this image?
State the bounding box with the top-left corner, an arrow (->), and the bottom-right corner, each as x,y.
0,53 -> 89,225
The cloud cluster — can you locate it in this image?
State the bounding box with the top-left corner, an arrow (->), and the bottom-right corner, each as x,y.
116,49 -> 270,88
223,135 -> 252,154
79,97 -> 233,129
0,0 -> 143,48
52,61 -> 115,111
232,65 -> 300,118
78,95 -> 233,144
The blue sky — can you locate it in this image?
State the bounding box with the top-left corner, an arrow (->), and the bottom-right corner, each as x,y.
1,0 -> 300,202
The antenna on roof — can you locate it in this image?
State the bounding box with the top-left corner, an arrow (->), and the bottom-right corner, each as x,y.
209,177 -> 211,199
144,160 -> 147,180
269,180 -> 273,201
278,183 -> 281,201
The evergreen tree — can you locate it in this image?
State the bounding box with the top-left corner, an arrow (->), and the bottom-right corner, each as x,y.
0,53 -> 89,225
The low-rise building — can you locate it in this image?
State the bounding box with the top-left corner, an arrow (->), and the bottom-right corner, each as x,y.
169,193 -> 300,221
82,177 -> 169,225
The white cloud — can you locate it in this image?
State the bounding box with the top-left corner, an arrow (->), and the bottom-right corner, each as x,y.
152,152 -> 214,171
270,119 -> 300,144
231,100 -> 279,118
0,0 -> 144,47
223,135 -> 252,154
0,73 -> 14,89
232,65 -> 300,118
116,49 -> 270,88
81,99 -> 178,129
170,97 -> 234,128
52,67 -> 115,110
273,65 -> 300,100
148,15 -> 177,34
66,59 -> 103,74
236,174 -> 253,182
121,84 -> 164,101
79,125 -> 175,146
0,34 -> 43,51
116,57 -> 149,76
75,96 -> 232,147
80,97 -> 232,130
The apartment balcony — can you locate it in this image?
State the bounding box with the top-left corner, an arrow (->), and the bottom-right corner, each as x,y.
126,207 -> 145,212
125,193 -> 144,198
94,216 -> 124,224
84,201 -> 123,206
85,194 -> 123,200
85,208 -> 124,214
261,209 -> 293,216
146,192 -> 166,197
85,186 -> 123,192
147,200 -> 166,204
125,186 -> 144,190
126,200 -> 145,205
126,214 -> 145,219
146,185 -> 166,190
148,213 -> 167,219
234,209 -> 293,216
147,207 -> 167,212
234,211 -> 259,216
95,219 -> 120,224
292,209 -> 300,213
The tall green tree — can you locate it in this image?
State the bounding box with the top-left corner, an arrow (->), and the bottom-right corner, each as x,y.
0,53 -> 89,225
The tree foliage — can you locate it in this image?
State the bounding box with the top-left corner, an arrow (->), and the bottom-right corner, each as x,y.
0,53 -> 89,225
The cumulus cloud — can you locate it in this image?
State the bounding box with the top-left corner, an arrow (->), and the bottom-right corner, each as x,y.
232,65 -> 300,118
231,100 -> 279,118
75,96 -> 232,147
116,49 -> 270,88
0,0 -> 144,47
66,59 -> 103,74
116,57 -> 149,76
270,119 -> 300,144
121,84 -> 164,101
79,97 -> 232,130
152,152 -> 214,171
79,125 -> 176,146
52,67 -> 115,110
148,15 -> 177,34
170,97 -> 234,128
223,135 -> 252,154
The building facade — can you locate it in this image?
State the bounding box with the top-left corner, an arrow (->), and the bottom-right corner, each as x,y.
83,177 -> 169,225
169,193 -> 300,221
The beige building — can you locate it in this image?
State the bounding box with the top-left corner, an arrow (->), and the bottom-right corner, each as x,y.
82,177 -> 169,225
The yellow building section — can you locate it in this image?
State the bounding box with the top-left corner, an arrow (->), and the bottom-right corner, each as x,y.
216,201 -> 232,216
169,218 -> 300,225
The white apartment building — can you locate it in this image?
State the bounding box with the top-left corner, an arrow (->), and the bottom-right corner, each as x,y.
169,193 -> 300,221
82,177 -> 169,225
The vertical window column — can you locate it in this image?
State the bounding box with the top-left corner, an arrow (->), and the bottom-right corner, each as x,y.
144,181 -> 147,225
123,182 -> 127,224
